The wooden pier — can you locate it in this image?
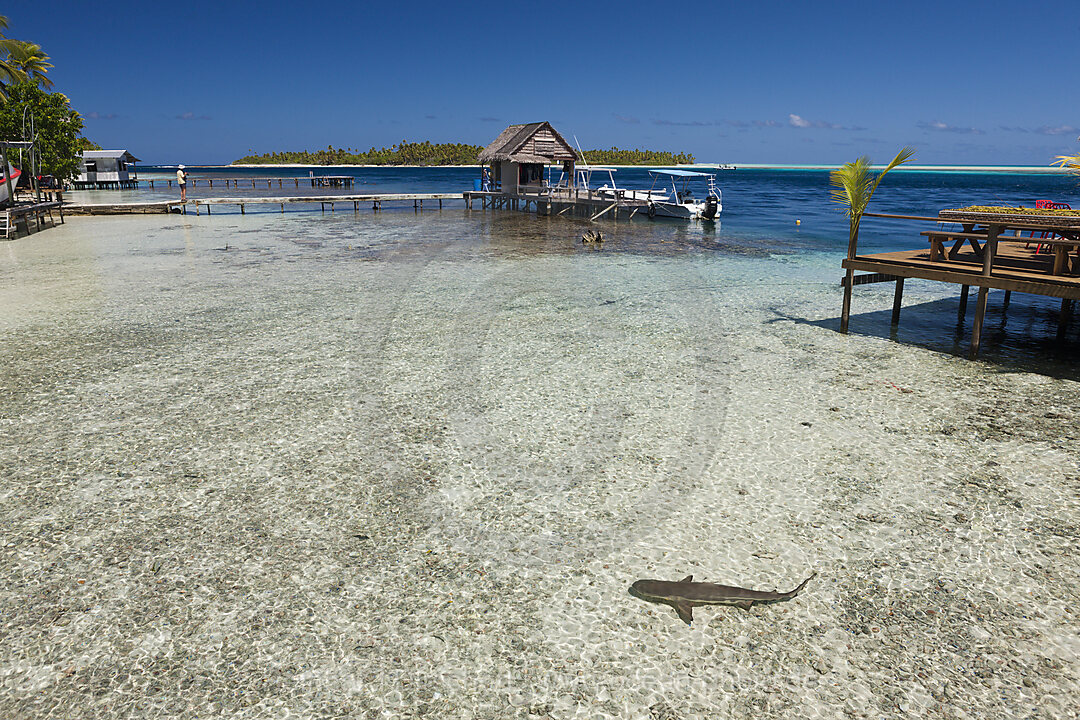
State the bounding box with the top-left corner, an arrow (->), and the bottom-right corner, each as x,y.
840,211 -> 1080,357
64,194 -> 459,216
189,193 -> 460,215
65,200 -> 185,215
69,179 -> 140,190
143,175 -> 355,190
62,188 -> 655,221
464,188 -> 649,221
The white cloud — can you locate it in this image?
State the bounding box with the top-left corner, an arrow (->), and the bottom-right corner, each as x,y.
918,120 -> 983,135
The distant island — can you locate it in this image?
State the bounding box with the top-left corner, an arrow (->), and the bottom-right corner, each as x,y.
233,141 -> 694,166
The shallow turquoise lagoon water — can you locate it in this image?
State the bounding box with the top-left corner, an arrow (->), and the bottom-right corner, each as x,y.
1,209 -> 1078,718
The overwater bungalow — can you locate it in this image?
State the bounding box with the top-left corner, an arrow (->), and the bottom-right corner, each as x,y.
478,122 -> 578,194
72,150 -> 141,190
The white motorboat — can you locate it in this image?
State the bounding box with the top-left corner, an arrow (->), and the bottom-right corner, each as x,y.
550,165 -> 663,201
643,169 -> 723,220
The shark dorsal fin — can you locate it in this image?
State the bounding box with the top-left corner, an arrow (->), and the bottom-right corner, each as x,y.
681,575 -> 693,583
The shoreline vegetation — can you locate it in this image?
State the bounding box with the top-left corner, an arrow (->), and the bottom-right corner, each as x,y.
232,141 -> 694,167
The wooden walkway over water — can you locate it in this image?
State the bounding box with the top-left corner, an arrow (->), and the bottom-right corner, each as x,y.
464,188 -> 650,221
143,175 -> 355,190
61,186 -> 660,227
64,193 -> 464,216
841,211 -> 1080,357
189,193 -> 461,214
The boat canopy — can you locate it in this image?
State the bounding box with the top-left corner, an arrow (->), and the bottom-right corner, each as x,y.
649,169 -> 714,177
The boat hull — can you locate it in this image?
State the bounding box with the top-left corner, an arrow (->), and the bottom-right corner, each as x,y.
647,199 -> 722,220
0,165 -> 22,205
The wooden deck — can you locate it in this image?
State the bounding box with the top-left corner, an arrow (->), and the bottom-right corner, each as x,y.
846,241 -> 1080,300
840,211 -> 1080,357
464,188 -> 650,221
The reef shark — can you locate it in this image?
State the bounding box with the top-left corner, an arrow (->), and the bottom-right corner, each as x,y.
629,572 -> 816,624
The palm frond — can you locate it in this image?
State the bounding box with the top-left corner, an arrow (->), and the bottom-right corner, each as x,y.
1052,153 -> 1080,176
869,146 -> 916,195
830,156 -> 873,216
831,147 -> 916,254
5,41 -> 52,89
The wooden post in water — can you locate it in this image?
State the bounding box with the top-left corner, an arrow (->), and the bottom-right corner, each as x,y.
969,224 -> 1001,358
1060,299 -> 1073,338
891,278 -> 904,325
958,285 -> 969,318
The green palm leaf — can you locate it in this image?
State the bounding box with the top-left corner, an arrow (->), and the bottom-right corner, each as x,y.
1052,152 -> 1080,177
5,41 -> 53,89
830,147 -> 915,255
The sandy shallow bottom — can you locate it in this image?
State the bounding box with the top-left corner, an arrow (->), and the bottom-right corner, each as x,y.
1,212 -> 1078,719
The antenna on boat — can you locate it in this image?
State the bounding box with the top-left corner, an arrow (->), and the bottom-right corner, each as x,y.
573,135 -> 591,170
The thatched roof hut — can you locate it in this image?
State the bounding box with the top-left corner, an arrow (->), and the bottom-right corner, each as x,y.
478,122 -> 578,165
478,122 -> 578,192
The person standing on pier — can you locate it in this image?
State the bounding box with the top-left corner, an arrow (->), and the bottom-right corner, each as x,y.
177,165 -> 188,202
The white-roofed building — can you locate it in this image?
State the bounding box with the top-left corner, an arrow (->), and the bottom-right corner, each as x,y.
73,150 -> 141,189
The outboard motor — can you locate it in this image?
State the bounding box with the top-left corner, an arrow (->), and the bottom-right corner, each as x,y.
702,194 -> 719,220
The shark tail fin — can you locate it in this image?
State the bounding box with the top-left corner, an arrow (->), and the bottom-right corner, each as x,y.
786,572 -> 817,598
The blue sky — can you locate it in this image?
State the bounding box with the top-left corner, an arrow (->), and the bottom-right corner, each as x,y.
11,0 -> 1080,165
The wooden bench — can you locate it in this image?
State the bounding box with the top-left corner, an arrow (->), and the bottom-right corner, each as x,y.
922,230 -> 991,261
1037,237 -> 1080,275
1,201 -> 63,240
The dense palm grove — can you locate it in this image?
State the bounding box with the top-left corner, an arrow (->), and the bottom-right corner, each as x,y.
233,142 -> 695,166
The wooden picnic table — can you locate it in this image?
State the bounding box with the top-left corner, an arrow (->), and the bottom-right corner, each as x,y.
930,210 -> 1080,277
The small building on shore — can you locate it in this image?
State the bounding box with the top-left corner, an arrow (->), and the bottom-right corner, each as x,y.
478,122 -> 578,193
73,150 -> 140,189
